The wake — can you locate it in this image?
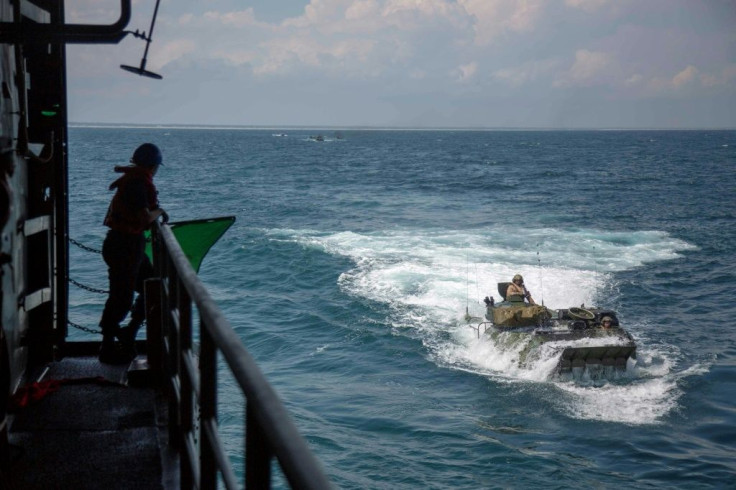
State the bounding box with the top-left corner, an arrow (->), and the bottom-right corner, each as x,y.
274,226 -> 699,424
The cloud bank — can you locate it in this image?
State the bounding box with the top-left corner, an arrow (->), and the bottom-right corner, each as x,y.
66,0 -> 736,128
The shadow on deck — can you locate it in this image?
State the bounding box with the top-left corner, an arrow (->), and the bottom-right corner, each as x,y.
6,353 -> 177,489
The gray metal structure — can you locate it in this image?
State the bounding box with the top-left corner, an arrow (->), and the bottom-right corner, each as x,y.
1,1 -> 332,487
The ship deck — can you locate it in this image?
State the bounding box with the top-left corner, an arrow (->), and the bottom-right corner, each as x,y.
6,350 -> 178,489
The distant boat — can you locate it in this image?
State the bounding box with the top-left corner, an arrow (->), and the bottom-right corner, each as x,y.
272,133 -> 287,137
309,135 -> 325,142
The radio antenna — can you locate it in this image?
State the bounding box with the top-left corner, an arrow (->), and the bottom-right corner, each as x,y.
465,252 -> 471,322
537,244 -> 544,306
121,0 -> 163,79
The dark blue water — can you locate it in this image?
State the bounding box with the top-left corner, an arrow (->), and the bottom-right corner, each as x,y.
68,127 -> 736,488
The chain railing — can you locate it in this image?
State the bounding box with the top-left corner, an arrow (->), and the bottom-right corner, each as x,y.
66,236 -> 147,335
67,237 -> 105,334
68,237 -> 102,254
148,221 -> 332,489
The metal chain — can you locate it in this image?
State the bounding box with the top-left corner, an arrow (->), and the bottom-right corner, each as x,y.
68,237 -> 102,254
67,319 -> 102,335
69,277 -> 108,295
66,236 -> 147,334
68,237 -> 107,293
67,319 -> 147,336
68,237 -> 103,334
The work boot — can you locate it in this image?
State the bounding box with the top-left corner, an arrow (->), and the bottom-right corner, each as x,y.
99,340 -> 134,365
99,325 -> 134,365
117,323 -> 140,361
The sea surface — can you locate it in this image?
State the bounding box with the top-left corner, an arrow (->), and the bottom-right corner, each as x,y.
67,127 -> 736,489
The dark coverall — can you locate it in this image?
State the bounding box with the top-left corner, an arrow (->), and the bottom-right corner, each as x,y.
98,165 -> 158,346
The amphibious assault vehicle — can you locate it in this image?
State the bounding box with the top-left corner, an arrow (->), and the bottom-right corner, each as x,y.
471,283 -> 637,373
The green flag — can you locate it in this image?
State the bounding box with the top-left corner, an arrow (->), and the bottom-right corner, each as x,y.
144,216 -> 235,273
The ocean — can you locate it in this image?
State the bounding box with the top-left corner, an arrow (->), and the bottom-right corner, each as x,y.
67,127 -> 736,488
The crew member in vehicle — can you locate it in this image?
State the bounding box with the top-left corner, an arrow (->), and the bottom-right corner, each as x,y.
506,274 -> 536,304
98,143 -> 168,364
600,316 -> 613,328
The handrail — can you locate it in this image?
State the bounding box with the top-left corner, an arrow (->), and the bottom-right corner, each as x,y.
149,221 -> 332,489
469,321 -> 493,339
0,0 -> 131,44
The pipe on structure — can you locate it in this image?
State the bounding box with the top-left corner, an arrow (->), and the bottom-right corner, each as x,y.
0,0 -> 131,44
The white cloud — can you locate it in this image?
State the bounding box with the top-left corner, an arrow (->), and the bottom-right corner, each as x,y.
247,35 -> 380,77
152,40 -> 197,69
376,0 -> 469,33
701,64 -> 736,88
199,0 -> 470,77
494,58 -> 560,87
204,9 -> 257,28
65,0 -> 137,23
282,0 -> 347,28
277,0 -> 538,45
643,64 -> 735,95
382,0 -> 459,19
564,0 -> 611,12
345,0 -> 380,21
671,65 -> 698,88
624,74 -> 643,86
178,13 -> 195,25
459,0 -> 545,45
254,37 -> 323,74
106,1 -> 553,82
456,61 -> 478,82
211,49 -> 257,67
555,49 -> 613,87
63,0 -> 736,128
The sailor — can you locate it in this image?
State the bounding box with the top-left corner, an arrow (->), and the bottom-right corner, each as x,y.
600,316 -> 613,328
506,274 -> 536,304
97,143 -> 168,364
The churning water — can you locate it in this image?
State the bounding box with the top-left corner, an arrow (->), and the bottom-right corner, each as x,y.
68,127 -> 735,488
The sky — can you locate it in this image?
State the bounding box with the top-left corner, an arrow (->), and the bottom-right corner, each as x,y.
65,0 -> 736,128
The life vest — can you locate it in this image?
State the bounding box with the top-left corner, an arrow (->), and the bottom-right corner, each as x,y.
103,165 -> 159,234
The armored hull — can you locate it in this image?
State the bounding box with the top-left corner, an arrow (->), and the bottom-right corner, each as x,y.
482,302 -> 636,373
475,283 -> 636,373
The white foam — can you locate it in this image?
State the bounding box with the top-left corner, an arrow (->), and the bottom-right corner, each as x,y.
283,226 -> 699,424
312,344 -> 329,356
555,377 -> 679,424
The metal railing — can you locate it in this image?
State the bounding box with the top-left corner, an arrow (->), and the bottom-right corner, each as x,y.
147,221 -> 332,489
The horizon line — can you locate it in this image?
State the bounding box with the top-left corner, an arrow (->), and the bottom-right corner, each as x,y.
68,122 -> 736,132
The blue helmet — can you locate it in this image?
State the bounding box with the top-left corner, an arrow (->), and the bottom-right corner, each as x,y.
131,143 -> 162,168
